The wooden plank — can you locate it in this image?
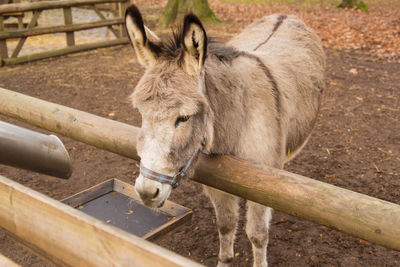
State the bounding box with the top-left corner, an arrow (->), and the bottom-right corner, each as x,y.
0,15 -> 8,59
79,5 -> 119,16
0,253 -> 20,267
0,0 -> 126,14
0,175 -> 202,266
11,10 -> 41,58
63,7 -> 74,46
61,179 -> 114,207
3,37 -> 129,65
1,12 -> 24,16
1,88 -> 400,252
0,18 -> 124,39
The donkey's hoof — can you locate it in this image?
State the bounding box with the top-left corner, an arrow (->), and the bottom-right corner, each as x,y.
217,257 -> 233,267
217,262 -> 231,267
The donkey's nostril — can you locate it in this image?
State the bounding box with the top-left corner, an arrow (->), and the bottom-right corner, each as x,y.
153,188 -> 160,199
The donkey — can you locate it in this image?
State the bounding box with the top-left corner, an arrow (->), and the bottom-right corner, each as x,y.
125,5 -> 325,267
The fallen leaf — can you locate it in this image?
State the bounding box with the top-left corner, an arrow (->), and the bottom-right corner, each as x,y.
329,81 -> 341,86
325,174 -> 336,179
349,68 -> 358,75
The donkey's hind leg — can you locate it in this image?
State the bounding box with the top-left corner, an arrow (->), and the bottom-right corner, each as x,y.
246,201 -> 273,267
203,185 -> 239,267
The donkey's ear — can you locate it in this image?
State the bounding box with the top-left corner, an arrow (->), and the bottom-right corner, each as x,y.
125,5 -> 158,68
182,14 -> 207,75
144,25 -> 160,43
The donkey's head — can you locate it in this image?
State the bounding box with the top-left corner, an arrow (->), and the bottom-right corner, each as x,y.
126,5 -> 214,208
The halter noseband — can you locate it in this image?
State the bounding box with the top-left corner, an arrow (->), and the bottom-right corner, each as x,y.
139,114 -> 209,189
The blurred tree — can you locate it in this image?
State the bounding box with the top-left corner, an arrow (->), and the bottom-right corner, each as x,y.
337,0 -> 369,11
160,0 -> 219,24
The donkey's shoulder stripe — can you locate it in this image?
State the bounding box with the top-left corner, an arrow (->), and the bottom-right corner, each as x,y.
254,15 -> 287,51
237,51 -> 282,154
238,52 -> 281,116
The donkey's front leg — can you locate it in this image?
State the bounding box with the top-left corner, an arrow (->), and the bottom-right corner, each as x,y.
246,201 -> 273,267
203,185 -> 239,267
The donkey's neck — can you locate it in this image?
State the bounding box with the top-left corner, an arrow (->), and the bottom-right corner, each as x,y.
203,44 -> 247,155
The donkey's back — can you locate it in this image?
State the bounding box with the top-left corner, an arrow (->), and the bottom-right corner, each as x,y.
230,14 -> 325,162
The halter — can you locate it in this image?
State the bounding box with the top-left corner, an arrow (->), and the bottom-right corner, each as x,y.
139,114 -> 209,189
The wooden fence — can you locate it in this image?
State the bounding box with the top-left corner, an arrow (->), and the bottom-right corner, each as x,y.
0,0 -> 129,66
0,174 -> 202,266
1,87 -> 400,254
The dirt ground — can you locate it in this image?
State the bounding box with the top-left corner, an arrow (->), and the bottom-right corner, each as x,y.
1,14 -> 400,267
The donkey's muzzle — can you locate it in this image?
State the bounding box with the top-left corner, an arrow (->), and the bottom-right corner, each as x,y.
136,184 -> 159,201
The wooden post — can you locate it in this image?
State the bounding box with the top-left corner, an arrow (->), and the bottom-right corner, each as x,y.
0,15 -> 8,60
17,14 -> 23,30
63,7 -> 75,46
1,87 -> 400,252
118,0 -> 127,37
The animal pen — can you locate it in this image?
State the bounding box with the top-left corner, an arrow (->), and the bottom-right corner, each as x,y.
0,0 -> 129,66
0,86 -> 400,265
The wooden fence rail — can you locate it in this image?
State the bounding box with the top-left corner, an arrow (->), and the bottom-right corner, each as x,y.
0,18 -> 124,39
0,0 -> 129,66
1,87 -> 400,253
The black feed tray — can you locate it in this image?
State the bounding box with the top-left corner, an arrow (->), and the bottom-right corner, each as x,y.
62,179 -> 192,241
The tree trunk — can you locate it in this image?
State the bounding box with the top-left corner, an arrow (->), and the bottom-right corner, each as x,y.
161,0 -> 219,24
337,0 -> 368,11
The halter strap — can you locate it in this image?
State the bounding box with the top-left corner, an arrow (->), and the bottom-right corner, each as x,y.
139,114 -> 209,189
140,164 -> 181,188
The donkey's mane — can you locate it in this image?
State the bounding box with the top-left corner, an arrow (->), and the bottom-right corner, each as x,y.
153,29 -> 184,60
153,29 -> 240,65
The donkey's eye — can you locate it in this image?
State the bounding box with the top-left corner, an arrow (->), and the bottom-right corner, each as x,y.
175,116 -> 190,127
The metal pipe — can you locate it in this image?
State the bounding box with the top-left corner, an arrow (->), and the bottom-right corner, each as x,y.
0,121 -> 72,179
